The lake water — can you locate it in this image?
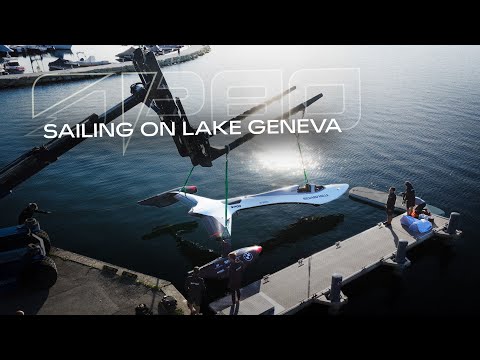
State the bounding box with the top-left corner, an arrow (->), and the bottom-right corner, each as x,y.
1,45 -> 479,316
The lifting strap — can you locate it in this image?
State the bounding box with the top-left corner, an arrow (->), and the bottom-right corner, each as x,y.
181,165 -> 195,195
224,146 -> 230,234
296,109 -> 309,184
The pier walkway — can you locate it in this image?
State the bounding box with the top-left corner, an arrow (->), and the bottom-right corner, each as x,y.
209,187 -> 459,315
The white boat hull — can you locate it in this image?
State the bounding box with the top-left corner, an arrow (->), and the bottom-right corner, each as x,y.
139,183 -> 349,238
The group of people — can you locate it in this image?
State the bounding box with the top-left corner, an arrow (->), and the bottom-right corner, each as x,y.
185,252 -> 245,315
384,180 -> 429,226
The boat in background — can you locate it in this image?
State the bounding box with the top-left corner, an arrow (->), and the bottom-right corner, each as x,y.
116,46 -> 137,62
48,58 -> 77,70
148,45 -> 185,55
48,52 -> 110,71
69,52 -> 110,67
48,45 -> 72,50
50,49 -> 73,59
10,45 -> 48,54
0,45 -> 13,56
116,45 -> 187,62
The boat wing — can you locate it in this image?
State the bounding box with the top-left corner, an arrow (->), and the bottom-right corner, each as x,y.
189,198 -> 233,239
137,186 -> 199,208
190,213 -> 232,241
226,184 -> 350,214
138,185 -> 233,239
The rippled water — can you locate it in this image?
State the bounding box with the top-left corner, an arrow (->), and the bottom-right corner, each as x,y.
1,46 -> 479,315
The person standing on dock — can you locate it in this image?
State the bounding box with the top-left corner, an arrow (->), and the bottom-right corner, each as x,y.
383,187 -> 396,226
228,252 -> 245,305
18,203 -> 51,225
185,266 -> 206,315
401,181 -> 416,216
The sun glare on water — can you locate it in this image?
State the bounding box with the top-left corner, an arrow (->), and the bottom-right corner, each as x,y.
253,139 -> 320,175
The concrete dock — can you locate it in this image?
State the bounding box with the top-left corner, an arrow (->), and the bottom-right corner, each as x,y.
0,45 -> 211,89
0,247 -> 189,315
209,206 -> 459,315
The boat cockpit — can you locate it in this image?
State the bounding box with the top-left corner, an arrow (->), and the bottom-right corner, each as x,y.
297,183 -> 325,193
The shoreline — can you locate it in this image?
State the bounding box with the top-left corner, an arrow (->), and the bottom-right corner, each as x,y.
0,246 -> 189,315
0,45 -> 211,90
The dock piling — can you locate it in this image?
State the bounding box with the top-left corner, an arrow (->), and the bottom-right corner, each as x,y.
315,273 -> 348,314
395,239 -> 408,265
382,238 -> 411,272
327,273 -> 347,314
330,273 -> 343,303
447,212 -> 460,234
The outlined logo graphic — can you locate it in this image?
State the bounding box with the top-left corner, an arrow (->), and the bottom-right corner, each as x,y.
211,69 -> 283,121
30,71 -> 207,155
30,67 -> 361,155
211,68 -> 361,129
30,73 -> 113,137
31,73 -> 114,120
289,68 -> 361,130
243,252 -> 253,262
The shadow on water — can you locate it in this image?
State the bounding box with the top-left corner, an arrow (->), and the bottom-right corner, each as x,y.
142,220 -> 220,266
144,214 -> 345,267
142,214 -> 346,313
141,221 -> 199,241
261,213 -> 345,252
176,238 -> 220,267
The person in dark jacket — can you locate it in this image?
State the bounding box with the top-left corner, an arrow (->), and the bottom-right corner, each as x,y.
228,252 -> 245,305
383,187 -> 396,226
185,266 -> 206,315
401,181 -> 416,216
18,203 -> 50,225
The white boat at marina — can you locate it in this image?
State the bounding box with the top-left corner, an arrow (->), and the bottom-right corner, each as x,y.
69,53 -> 110,67
48,52 -> 110,71
116,46 -> 137,62
49,45 -> 72,50
10,45 -> 48,53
